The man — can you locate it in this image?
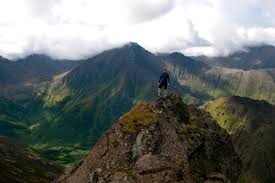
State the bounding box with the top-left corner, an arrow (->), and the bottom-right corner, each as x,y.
158,67 -> 170,97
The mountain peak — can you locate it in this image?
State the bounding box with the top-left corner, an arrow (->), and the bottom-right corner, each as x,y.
121,42 -> 148,52
125,42 -> 142,47
169,52 -> 186,57
21,54 -> 55,63
57,93 -> 241,183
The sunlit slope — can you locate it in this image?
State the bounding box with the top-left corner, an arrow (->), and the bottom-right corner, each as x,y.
204,96 -> 275,183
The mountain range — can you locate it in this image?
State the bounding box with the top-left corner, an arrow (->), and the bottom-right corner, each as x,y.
165,51 -> 275,104
0,42 -> 275,182
194,45 -> 275,70
0,54 -> 78,104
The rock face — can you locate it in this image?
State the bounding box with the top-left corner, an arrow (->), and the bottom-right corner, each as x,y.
0,136 -> 63,183
58,94 -> 241,183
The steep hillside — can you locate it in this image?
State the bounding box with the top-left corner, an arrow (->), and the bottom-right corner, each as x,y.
203,96 -> 275,183
0,54 -> 77,84
159,52 -> 210,74
0,97 -> 29,140
0,54 -> 78,104
57,94 -> 241,183
195,45 -> 275,70
165,53 -> 275,104
0,136 -> 63,183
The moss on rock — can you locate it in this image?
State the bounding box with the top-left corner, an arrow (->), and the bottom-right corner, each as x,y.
120,102 -> 158,134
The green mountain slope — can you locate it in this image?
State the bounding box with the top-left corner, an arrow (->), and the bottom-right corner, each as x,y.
0,55 -> 80,165
164,52 -> 275,104
0,55 -> 78,104
0,97 -> 29,139
203,96 -> 275,183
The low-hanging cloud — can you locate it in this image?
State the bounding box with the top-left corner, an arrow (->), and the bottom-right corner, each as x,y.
0,0 -> 275,60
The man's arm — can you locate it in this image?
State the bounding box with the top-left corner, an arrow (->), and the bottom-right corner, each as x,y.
159,74 -> 162,83
167,74 -> 170,84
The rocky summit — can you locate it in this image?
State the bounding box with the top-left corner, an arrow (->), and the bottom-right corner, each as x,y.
57,93 -> 241,183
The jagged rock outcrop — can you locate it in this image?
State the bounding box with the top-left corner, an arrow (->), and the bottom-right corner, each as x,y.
0,136 -> 63,183
57,94 -> 241,183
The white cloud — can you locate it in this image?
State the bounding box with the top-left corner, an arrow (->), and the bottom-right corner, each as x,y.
0,0 -> 274,59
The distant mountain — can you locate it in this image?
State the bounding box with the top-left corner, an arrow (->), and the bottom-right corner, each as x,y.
0,136 -> 62,183
165,52 -> 275,104
0,54 -> 78,84
159,52 -> 210,74
194,45 -> 275,70
57,94 -> 241,183
0,54 -> 78,104
203,96 -> 275,183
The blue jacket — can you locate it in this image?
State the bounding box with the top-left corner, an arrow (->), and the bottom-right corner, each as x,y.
159,72 -> 170,84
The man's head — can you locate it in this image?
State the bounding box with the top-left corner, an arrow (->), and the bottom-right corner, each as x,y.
163,67 -> 168,72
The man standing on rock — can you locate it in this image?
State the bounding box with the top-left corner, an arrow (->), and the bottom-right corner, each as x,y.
158,67 -> 170,97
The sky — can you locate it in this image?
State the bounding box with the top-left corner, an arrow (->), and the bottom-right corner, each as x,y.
0,0 -> 275,60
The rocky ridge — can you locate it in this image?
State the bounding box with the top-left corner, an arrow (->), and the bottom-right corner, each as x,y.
57,94 -> 241,183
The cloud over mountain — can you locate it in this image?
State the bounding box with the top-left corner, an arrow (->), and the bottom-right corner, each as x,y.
0,0 -> 275,59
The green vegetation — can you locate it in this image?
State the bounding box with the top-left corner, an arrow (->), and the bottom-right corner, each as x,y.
43,86 -> 71,107
0,97 -> 29,141
204,96 -> 275,183
120,102 -> 158,133
168,60 -> 275,105
31,145 -> 89,167
204,98 -> 243,134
